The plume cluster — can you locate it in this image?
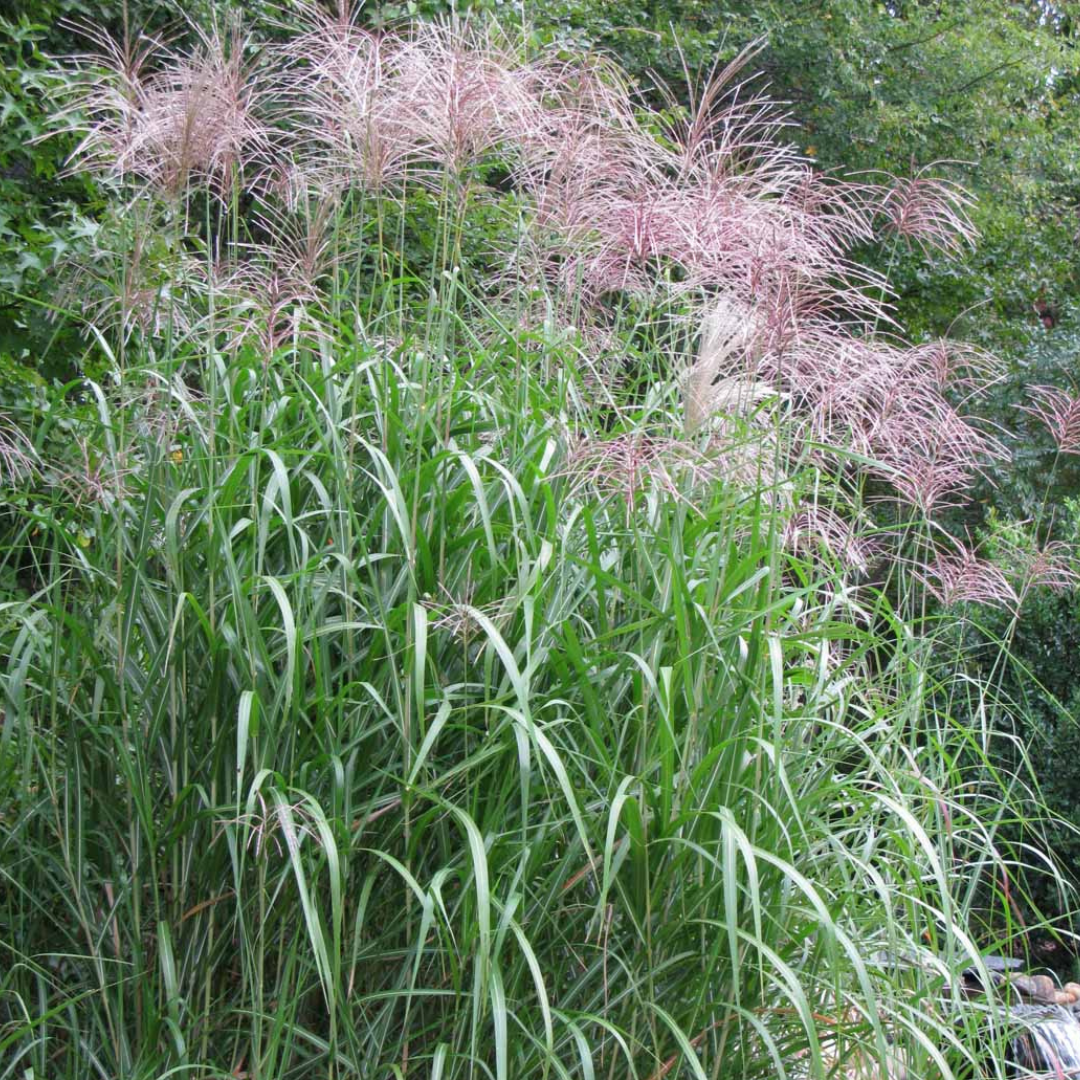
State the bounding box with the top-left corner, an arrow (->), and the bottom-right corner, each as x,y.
53,11 -> 1047,583
919,538 -> 1019,611
0,417 -> 40,487
58,21 -> 269,197
875,164 -> 978,256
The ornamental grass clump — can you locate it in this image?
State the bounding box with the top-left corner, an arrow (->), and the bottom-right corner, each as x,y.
1,11 -> 1073,1080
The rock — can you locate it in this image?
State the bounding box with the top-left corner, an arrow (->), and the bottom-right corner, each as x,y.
962,955 -> 1022,985
961,967 -> 1007,995
1056,990 -> 1074,1006
1010,974 -> 1059,1005
981,955 -> 1024,972
1066,982 -> 1080,999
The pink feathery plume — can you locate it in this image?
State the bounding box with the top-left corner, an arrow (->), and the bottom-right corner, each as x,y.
385,20 -> 540,186
782,506 -> 876,575
1020,385 -> 1080,455
0,418 -> 40,487
1005,538 -> 1079,599
278,13 -> 409,194
876,162 -> 978,256
920,539 -> 1019,610
59,20 -> 270,198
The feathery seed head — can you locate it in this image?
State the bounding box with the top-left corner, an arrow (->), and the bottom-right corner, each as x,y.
921,539 -> 1019,610
877,163 -> 978,256
60,20 -> 269,198
1020,385 -> 1080,455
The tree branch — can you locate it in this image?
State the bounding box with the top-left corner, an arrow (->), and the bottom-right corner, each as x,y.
947,57 -> 1023,98
887,19 -> 967,52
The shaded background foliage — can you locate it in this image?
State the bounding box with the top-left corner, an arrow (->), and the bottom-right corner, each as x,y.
2,0 -> 1079,920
